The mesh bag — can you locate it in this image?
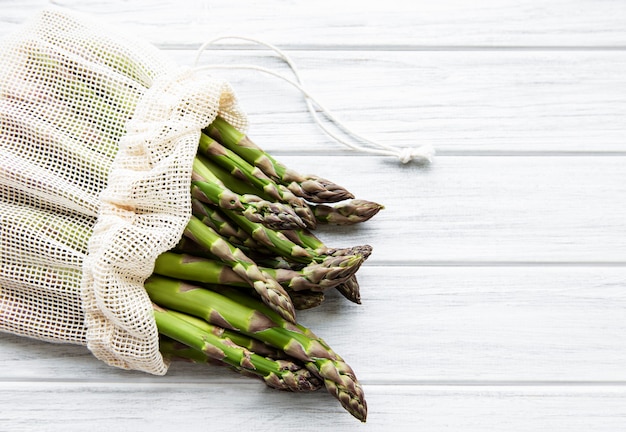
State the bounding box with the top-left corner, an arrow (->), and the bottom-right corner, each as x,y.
0,7 -> 246,374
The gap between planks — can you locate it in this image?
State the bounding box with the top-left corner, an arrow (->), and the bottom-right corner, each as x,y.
3,376 -> 626,388
235,150 -> 626,157
248,151 -> 626,160
157,43 -> 626,52
363,261 -> 626,267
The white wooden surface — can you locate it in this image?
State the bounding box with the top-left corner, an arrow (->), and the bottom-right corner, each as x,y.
1,1 -> 626,430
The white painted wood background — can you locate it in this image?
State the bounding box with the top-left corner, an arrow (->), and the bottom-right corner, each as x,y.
1,0 -> 626,430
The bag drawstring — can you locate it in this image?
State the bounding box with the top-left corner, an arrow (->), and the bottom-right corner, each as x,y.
192,36 -> 435,164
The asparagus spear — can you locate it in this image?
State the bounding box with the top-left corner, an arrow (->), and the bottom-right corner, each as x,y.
191,199 -> 268,252
219,207 -> 369,284
184,215 -> 296,323
145,276 -> 367,422
274,226 -> 370,303
154,251 -> 242,285
230,212 -> 371,303
197,134 -> 317,229
161,336 -> 293,385
161,333 -> 287,367
274,224 -> 372,311
279,227 -> 341,259
209,285 -> 320,340
156,251 -> 328,299
207,284 -> 366,408
153,305 -> 321,392
154,251 -> 360,293
311,200 -> 385,225
223,209 -> 312,263
192,198 -> 247,242
195,152 -> 271,199
168,307 -> 290,360
274,223 -> 370,262
198,154 -> 317,229
290,290 -> 325,310
192,156 -> 305,230
270,256 -> 363,292
335,276 -> 361,305
206,116 -> 354,203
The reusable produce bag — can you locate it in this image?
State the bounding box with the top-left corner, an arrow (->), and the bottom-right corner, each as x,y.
0,7 -> 246,374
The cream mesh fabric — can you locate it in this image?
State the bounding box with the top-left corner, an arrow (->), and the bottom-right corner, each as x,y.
0,7 -> 246,374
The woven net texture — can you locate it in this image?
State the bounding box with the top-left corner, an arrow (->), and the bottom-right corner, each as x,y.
0,6 -> 246,374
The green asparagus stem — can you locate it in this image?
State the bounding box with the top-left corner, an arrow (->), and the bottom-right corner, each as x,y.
191,199 -> 268,252
274,226 -> 371,310
160,334 -> 286,368
184,215 -> 296,323
167,308 -> 289,360
161,336 -> 215,364
195,152 -> 271,199
145,277 -> 367,422
277,228 -> 325,253
198,133 -> 317,229
268,256 -> 364,292
206,117 -> 354,203
160,336 -> 285,384
198,132 -> 277,196
154,251 -> 361,294
208,285 -> 320,340
153,305 -> 321,391
192,156 -> 305,230
311,200 -> 385,225
160,336 -> 294,388
192,198 -> 247,242
219,208 -> 370,285
256,216 -> 370,262
198,154 -> 317,229
174,235 -> 270,268
271,231 -> 371,303
154,251 -> 243,286
173,236 -> 216,258
275,227 -> 368,304
222,209 -> 313,263
206,284 -> 365,409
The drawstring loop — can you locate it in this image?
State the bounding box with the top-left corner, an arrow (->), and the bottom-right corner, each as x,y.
193,36 -> 434,164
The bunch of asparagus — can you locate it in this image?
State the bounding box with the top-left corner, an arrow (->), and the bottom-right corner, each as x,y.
149,116 -> 383,422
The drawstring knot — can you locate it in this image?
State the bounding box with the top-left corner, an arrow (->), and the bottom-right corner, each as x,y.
396,145 -> 436,164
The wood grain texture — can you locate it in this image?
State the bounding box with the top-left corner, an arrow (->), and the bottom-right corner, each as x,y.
179,50 -> 626,153
1,382 -> 626,431
2,0 -> 626,47
278,155 -> 626,263
2,266 -> 626,383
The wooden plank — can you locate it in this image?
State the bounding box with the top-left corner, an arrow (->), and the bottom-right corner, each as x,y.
3,17 -> 625,153
1,381 -> 625,431
2,266 -> 625,382
281,155 -> 626,263
181,50 -> 626,153
2,0 -> 626,47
